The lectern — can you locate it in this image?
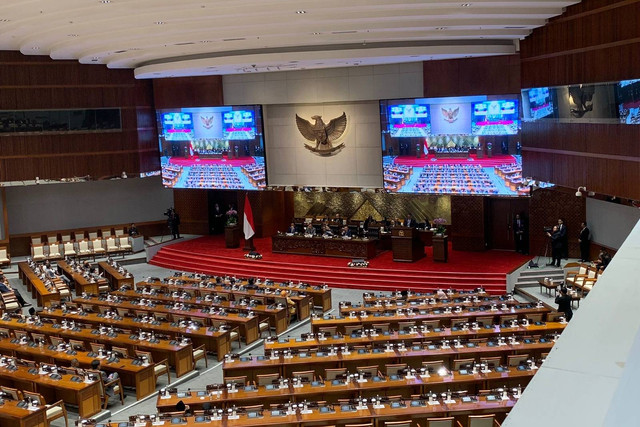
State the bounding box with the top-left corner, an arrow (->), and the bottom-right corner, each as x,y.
391,226 -> 425,262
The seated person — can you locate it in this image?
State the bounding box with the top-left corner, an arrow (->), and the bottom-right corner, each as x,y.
595,249 -> 612,270
340,226 -> 352,238
304,224 -> 316,236
90,360 -> 118,396
287,222 -> 297,234
322,225 -> 334,237
280,290 -> 297,322
0,278 -> 30,307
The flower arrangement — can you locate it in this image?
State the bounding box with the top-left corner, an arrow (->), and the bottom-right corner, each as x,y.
226,208 -> 238,226
348,260 -> 369,268
244,252 -> 262,260
432,218 -> 447,235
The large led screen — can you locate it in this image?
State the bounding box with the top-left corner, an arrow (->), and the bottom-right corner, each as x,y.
380,96 -> 526,196
158,105 -> 266,190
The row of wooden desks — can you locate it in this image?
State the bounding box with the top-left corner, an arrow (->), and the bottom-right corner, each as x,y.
72,296 -> 260,345
150,276 -> 332,312
110,290 -> 290,335
104,396 -> 517,427
363,290 -> 491,303
157,366 -> 534,410
17,263 -> 60,307
311,305 -> 550,332
0,337 -> 156,400
37,309 -> 231,361
0,399 -> 47,427
264,322 -> 566,351
0,363 -> 101,417
98,262 -> 135,290
0,317 -> 194,378
339,298 -> 521,315
57,261 -> 107,296
137,280 -> 314,320
223,340 -> 555,380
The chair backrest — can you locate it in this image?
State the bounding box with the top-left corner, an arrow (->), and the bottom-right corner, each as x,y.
90,342 -> 105,352
32,244 -> 44,256
453,358 -> 475,371
106,237 -> 117,247
22,391 -> 45,405
527,313 -> 544,323
49,244 -> 60,255
256,373 -> 279,386
475,316 -> 494,326
325,367 -> 347,380
385,363 -> 407,376
92,238 -> 104,249
468,414 -> 497,427
75,231 -> 86,241
47,234 -> 58,244
344,325 -> 361,335
31,235 -> 42,245
88,231 -> 98,240
372,323 -> 390,332
356,365 -> 379,377
384,421 -> 412,427
112,346 -> 129,358
422,360 -> 447,374
479,356 -> 502,368
507,354 -> 530,367
119,236 -> 129,246
50,336 -> 64,347
64,242 -> 75,252
115,228 -> 125,236
427,417 -> 454,427
0,247 -> 7,259
79,240 -> 89,251
134,350 -> 154,363
0,386 -> 22,400
101,228 -> 113,238
61,233 -> 72,242
423,319 -> 440,329
291,370 -> 314,382
223,375 -> 247,386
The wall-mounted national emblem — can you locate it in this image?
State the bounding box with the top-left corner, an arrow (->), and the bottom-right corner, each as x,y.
200,115 -> 214,129
295,112 -> 347,155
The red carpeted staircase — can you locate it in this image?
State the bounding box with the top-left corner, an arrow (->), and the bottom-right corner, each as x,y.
150,237 -> 530,294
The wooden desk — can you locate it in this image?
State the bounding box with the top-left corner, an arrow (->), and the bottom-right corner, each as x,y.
224,339 -> 554,380
157,366 -> 533,410
98,262 -> 135,291
136,281 -> 312,322
272,235 -> 378,260
265,322 -> 566,351
0,316 -> 194,378
73,296 -> 260,345
0,364 -> 101,417
57,261 -> 102,296
363,290 -> 491,303
152,276 -> 332,313
110,290 -> 289,335
339,297 -> 521,315
0,399 -> 47,427
311,306 -> 551,332
0,337 -> 156,400
38,309 -> 230,361
105,395 -> 517,427
17,263 -> 60,307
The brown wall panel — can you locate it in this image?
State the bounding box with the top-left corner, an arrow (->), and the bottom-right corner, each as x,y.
423,55 -> 520,97
0,51 -> 155,183
153,76 -> 224,109
450,196 -> 485,252
173,189 -> 210,235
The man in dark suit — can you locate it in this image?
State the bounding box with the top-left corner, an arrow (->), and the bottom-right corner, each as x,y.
287,222 -> 297,234
547,225 -> 563,267
0,280 -> 30,307
578,222 -> 590,262
557,218 -> 568,259
513,214 -> 527,254
340,226 -> 352,238
404,214 -> 415,228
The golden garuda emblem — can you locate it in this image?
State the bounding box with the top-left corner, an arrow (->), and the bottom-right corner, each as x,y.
295,112 -> 347,155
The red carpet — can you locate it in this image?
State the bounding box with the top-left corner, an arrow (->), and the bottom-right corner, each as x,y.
393,154 -> 516,168
150,236 -> 531,294
168,156 -> 256,167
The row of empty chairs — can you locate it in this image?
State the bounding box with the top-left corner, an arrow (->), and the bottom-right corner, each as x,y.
31,227 -> 128,246
31,235 -> 132,261
565,263 -> 603,296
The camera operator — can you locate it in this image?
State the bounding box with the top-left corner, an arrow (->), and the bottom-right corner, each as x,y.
165,208 -> 181,239
546,225 -> 563,267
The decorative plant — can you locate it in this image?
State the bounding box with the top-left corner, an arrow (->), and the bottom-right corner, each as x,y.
226,208 -> 238,226
432,218 -> 447,235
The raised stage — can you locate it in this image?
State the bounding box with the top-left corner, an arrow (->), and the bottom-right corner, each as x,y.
149,235 -> 531,294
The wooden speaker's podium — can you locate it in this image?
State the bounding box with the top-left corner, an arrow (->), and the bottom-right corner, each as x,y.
391,226 -> 425,262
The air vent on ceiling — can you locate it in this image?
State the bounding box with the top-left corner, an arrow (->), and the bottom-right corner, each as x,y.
505,26 -> 526,29
174,42 -> 195,46
223,38 -> 246,42
332,30 -> 357,34
113,50 -> 127,53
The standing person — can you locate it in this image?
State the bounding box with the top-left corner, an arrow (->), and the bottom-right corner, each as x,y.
579,222 -> 590,262
557,218 -> 568,259
513,213 -> 527,254
404,214 -> 415,228
555,287 -> 573,321
547,225 -> 563,267
128,223 -> 139,237
212,203 -> 224,234
170,211 -> 181,239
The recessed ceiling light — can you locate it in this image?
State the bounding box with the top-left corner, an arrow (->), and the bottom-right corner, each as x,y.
296,10 -> 306,14
92,56 -> 100,60
32,46 -> 39,50
312,32 -> 320,35
200,40 -> 212,43
155,21 -> 165,25
436,27 -> 447,30
0,19 -> 11,22
99,0 -> 111,3
67,34 -> 78,37
460,3 -> 472,6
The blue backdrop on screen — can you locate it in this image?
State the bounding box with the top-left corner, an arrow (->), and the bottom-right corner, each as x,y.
157,105 -> 266,191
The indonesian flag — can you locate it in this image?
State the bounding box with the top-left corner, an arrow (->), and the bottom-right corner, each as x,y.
243,194 -> 255,240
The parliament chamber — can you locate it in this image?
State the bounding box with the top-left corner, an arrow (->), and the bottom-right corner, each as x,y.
0,1 -> 639,426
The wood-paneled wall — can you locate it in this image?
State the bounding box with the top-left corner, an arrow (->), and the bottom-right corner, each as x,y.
0,51 -> 156,181
450,196 -> 486,252
423,55 -> 520,98
520,0 -> 640,200
173,189 -> 210,236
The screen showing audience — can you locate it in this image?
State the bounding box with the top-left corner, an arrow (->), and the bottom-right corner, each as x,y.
380,96 -> 526,196
616,79 -> 640,125
526,87 -> 555,120
157,105 -> 266,190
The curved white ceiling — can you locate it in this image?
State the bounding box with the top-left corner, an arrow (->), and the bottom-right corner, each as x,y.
0,0 -> 579,78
